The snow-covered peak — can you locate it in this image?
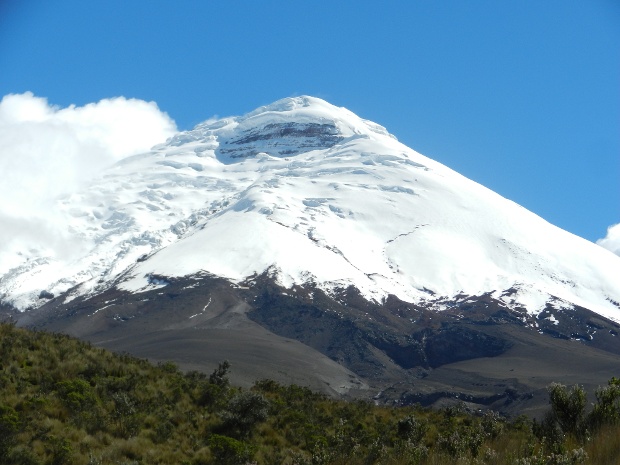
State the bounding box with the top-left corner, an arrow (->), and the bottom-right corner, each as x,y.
237,95 -> 392,138
165,96 -> 394,162
1,96 -> 619,325
241,96 -> 338,118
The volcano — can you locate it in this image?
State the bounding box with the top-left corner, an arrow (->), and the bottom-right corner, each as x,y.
3,96 -> 619,416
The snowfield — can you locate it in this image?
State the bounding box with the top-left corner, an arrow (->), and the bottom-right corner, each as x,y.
2,96 -> 619,322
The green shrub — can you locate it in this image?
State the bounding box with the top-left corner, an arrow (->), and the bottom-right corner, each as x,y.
0,404 -> 20,460
46,436 -> 72,465
208,434 -> 253,465
396,415 -> 427,444
548,383 -> 587,437
219,391 -> 269,439
588,376 -> 620,430
481,409 -> 505,439
533,411 -> 564,453
111,392 -> 138,438
209,361 -> 231,387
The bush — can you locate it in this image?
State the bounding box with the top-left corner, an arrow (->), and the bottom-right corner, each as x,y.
46,436 -> 72,465
548,383 -> 586,437
219,391 -> 269,439
209,361 -> 231,388
396,415 -> 427,444
208,434 -> 253,465
56,379 -> 95,406
481,410 -> 504,439
199,361 -> 232,408
111,392 -> 138,438
533,411 -> 564,453
588,376 -> 620,429
0,405 -> 19,460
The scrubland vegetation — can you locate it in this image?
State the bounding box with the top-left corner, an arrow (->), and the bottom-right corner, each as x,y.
0,322 -> 618,465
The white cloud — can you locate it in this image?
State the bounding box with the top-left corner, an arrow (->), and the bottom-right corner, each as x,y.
0,92 -> 177,269
597,223 -> 620,256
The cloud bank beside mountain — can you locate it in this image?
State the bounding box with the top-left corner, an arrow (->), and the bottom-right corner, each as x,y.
0,92 -> 177,272
598,223 -> 620,257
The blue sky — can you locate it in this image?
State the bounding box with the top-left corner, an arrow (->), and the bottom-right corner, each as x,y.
0,0 -> 618,243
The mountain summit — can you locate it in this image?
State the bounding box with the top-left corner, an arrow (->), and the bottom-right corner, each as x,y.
3,96 -> 618,320
4,96 -> 620,413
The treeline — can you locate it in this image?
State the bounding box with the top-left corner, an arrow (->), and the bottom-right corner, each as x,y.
0,322 -> 618,465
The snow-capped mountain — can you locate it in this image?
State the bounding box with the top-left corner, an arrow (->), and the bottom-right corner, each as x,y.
2,96 -> 619,323
5,96 -> 620,414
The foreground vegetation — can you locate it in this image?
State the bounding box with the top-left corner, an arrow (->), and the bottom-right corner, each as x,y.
0,322 -> 619,465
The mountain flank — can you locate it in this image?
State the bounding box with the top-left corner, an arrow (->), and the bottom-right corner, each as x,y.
15,273 -> 620,417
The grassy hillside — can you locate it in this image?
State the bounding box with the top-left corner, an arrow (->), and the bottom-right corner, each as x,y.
0,322 -> 618,465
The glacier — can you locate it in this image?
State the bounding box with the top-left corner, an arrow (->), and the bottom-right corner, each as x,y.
1,96 -> 619,323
